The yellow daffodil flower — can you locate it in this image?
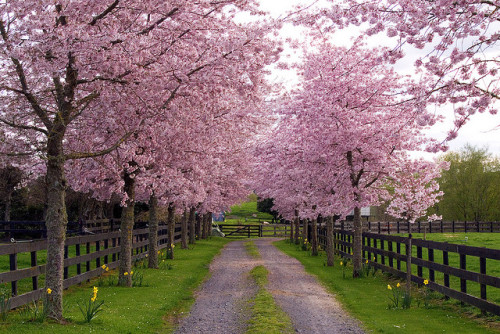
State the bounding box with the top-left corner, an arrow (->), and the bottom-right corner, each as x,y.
423,279 -> 429,285
387,285 -> 392,290
47,288 -> 52,294
124,272 -> 128,276
397,283 -> 401,288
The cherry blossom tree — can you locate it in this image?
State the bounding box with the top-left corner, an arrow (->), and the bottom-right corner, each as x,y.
385,158 -> 447,224
0,0 -> 279,319
311,0 -> 499,146
253,41 -> 441,275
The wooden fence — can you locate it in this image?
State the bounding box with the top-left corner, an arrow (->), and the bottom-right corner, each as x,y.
0,219 -> 150,240
0,223 -> 180,310
217,224 -> 290,238
336,220 -> 500,234
317,228 -> 500,315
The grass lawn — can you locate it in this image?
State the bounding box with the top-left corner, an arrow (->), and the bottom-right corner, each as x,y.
397,233 -> 500,304
225,197 -> 274,224
0,237 -> 231,333
275,239 -> 500,334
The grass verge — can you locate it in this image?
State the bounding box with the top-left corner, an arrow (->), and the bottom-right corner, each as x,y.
0,237 -> 231,334
246,265 -> 294,334
244,241 -> 261,259
275,239 -> 500,334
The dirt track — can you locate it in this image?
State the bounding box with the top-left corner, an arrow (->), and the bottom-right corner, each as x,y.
175,238 -> 364,334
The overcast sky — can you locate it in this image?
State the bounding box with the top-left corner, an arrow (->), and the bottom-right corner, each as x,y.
257,0 -> 500,157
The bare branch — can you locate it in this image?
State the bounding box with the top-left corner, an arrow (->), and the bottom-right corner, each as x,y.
90,0 -> 120,26
139,7 -> 179,35
65,131 -> 133,160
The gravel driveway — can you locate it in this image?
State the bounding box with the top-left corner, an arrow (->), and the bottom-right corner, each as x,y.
254,238 -> 365,334
175,238 -> 365,334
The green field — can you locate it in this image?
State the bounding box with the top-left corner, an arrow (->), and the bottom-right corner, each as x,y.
224,195 -> 274,224
0,237 -> 231,333
276,239 -> 500,334
398,233 -> 500,304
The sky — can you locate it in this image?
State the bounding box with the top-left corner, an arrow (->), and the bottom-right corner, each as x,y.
257,0 -> 500,157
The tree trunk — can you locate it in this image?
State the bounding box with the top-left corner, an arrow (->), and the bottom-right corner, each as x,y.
167,204 -> 175,259
294,212 -> 300,244
302,219 -> 308,248
195,212 -> 201,240
326,216 -> 335,266
148,195 -> 159,269
44,141 -> 68,321
311,218 -> 318,256
4,190 -> 12,222
188,207 -> 196,244
289,218 -> 294,243
201,213 -> 210,239
181,208 -> 188,249
352,206 -> 362,277
118,171 -> 135,286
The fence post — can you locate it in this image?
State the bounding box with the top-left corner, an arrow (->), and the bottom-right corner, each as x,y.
64,245 -> 69,279
460,253 -> 467,304
387,222 -> 390,235
440,220 -> 443,233
480,257 -> 487,307
9,253 -> 17,296
378,222 -> 381,234
428,248 -> 435,282
406,234 -> 412,296
76,244 -> 81,275
477,221 -> 480,233
397,221 -> 400,234
443,251 -> 449,299
452,221 -> 455,233
464,221 -> 467,232
31,251 -> 38,290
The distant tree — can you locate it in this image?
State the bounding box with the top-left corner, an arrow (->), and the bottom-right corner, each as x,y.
437,145 -> 500,221
257,197 -> 279,222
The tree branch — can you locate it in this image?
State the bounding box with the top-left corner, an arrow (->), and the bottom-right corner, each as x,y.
64,131 -> 133,160
90,0 -> 120,26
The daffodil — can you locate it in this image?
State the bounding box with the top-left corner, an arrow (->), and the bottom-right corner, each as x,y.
130,271 -> 133,275
387,284 -> 392,290
423,279 -> 429,285
397,283 -> 401,288
340,261 -> 343,266
365,260 -> 368,264
171,243 -> 175,248
46,288 -> 52,294
124,272 -> 128,276
105,267 -> 109,272
101,264 -> 106,270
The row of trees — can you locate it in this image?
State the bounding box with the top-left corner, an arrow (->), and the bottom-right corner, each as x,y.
253,0 -> 499,276
1,0 -> 498,320
0,1 -> 281,320
436,145 -> 500,222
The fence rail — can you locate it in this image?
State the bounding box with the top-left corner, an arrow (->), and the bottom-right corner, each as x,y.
0,223 -> 180,310
335,221 -> 500,234
317,227 -> 500,315
217,224 -> 290,238
0,219 -> 152,240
